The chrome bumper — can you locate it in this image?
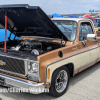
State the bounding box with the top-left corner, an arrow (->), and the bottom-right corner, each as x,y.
0,74 -> 45,94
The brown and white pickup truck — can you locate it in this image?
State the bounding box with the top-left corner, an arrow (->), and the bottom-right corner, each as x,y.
0,4 -> 99,97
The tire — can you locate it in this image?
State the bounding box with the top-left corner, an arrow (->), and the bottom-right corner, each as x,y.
49,66 -> 70,97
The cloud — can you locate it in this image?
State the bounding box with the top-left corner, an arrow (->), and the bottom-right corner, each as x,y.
0,0 -> 99,14
81,1 -> 88,4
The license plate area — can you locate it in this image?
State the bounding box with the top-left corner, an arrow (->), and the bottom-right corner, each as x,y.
0,77 -> 5,85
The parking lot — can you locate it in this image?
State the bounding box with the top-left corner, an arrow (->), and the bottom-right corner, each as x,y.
0,62 -> 100,100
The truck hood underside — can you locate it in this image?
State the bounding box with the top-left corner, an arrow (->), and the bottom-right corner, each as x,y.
0,4 -> 68,41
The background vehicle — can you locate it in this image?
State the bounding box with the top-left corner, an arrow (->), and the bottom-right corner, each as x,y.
0,24 -> 18,42
93,18 -> 100,31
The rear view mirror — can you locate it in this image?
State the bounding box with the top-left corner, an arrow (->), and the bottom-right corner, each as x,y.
87,34 -> 97,41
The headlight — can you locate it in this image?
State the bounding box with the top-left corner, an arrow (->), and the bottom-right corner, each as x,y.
28,62 -> 39,74
32,63 -> 38,73
27,61 -> 40,82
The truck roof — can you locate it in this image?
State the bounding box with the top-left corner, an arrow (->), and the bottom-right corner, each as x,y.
51,18 -> 91,22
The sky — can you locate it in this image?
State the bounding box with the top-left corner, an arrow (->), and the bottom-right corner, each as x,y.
0,0 -> 100,14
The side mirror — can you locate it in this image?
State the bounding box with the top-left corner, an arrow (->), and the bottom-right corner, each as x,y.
87,34 -> 97,41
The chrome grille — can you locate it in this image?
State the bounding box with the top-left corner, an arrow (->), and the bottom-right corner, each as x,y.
0,56 -> 25,75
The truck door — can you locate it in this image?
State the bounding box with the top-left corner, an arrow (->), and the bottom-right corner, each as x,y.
96,31 -> 100,59
78,21 -> 99,68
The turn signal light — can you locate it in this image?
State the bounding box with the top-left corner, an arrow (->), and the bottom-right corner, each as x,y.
95,28 -> 98,31
48,69 -> 50,79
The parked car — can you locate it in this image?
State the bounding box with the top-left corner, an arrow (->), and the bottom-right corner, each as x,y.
93,18 -> 100,31
0,24 -> 18,42
0,4 -> 99,97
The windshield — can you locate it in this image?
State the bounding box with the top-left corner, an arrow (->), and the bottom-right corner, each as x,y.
52,20 -> 77,41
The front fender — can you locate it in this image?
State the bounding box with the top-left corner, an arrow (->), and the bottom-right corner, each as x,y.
46,56 -> 77,84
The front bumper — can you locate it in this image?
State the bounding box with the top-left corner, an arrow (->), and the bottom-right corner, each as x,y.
0,74 -> 45,94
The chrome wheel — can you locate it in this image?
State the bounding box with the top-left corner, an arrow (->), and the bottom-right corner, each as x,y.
55,70 -> 68,93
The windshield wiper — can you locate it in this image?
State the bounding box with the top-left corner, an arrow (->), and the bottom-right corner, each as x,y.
60,24 -> 72,32
60,24 -> 68,32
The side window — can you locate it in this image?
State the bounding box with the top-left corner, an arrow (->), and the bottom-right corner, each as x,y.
79,22 -> 94,41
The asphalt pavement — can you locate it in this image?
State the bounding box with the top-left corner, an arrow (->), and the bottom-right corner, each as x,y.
0,62 -> 100,100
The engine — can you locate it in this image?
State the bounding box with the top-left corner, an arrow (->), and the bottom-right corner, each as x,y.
10,40 -> 43,55
8,40 -> 62,55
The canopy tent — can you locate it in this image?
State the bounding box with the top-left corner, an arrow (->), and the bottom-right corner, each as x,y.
68,14 -> 78,18
49,13 -> 63,18
84,15 -> 95,20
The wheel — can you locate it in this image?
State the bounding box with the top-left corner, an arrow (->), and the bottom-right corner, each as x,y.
49,66 -> 70,97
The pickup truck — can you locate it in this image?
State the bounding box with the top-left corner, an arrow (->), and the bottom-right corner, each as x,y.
0,4 -> 99,97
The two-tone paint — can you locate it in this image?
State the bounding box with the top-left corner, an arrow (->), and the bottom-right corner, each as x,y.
36,18 -> 100,88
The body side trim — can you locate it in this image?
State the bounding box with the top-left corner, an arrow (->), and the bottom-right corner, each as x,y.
46,46 -> 99,83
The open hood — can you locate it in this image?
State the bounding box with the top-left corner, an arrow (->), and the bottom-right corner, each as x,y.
0,4 -> 68,41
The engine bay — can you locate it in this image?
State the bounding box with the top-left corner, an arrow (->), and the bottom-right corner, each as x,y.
0,39 -> 64,56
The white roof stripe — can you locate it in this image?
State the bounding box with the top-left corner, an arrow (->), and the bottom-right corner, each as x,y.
51,18 -> 91,22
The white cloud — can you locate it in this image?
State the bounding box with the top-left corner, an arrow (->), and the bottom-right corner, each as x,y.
0,0 -> 99,14
81,1 -> 88,4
